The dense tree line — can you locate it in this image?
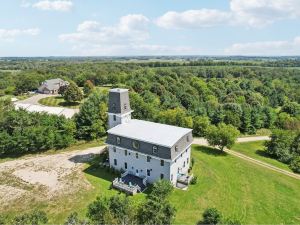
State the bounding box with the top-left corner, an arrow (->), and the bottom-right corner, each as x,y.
0,59 -> 299,156
0,105 -> 76,156
265,130 -> 300,173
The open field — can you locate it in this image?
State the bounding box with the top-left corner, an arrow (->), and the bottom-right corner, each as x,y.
38,96 -> 82,109
1,144 -> 299,224
231,141 -> 293,172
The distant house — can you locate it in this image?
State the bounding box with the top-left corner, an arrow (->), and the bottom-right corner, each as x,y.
38,78 -> 69,94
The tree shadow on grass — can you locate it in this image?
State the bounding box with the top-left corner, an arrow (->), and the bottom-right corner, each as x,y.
255,149 -> 276,160
58,101 -> 80,108
193,145 -> 228,157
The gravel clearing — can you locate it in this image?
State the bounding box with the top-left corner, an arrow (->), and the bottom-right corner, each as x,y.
0,146 -> 106,204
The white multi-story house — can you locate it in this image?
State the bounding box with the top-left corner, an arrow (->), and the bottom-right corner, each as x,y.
106,88 -> 193,193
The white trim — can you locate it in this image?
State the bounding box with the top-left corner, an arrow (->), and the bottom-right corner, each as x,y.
172,143 -> 192,162
108,144 -> 173,163
107,111 -> 134,116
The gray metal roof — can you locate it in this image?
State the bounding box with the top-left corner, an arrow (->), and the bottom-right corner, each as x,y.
40,78 -> 67,91
107,119 -> 192,148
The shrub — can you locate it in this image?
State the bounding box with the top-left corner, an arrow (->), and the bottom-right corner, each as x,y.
202,208 -> 222,225
190,176 -> 198,185
13,210 -> 48,225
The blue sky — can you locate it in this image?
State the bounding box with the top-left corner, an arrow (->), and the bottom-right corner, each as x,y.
1,0 -> 300,56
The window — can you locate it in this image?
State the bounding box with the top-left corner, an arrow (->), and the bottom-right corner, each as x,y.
147,169 -> 150,176
147,156 -> 151,162
186,135 -> 190,142
114,159 -> 117,166
175,146 -> 178,152
132,140 -> 139,149
152,146 -> 158,154
181,153 -> 183,158
113,115 -> 116,121
160,173 -> 164,179
116,137 -> 121,145
186,149 -> 188,153
113,147 -> 116,152
160,160 -> 164,166
124,162 -> 127,169
124,103 -> 127,110
187,157 -> 189,164
125,150 -> 127,156
171,174 -> 173,181
183,161 -> 186,168
136,153 -> 139,159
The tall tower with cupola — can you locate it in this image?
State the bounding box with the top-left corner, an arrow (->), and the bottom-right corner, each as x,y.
108,88 -> 132,129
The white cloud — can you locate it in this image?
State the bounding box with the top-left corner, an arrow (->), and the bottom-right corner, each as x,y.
60,14 -> 150,46
224,36 -> 300,55
157,0 -> 300,29
0,28 -> 40,41
230,0 -> 300,27
32,0 -> 73,12
59,15 -> 199,55
156,9 -> 231,29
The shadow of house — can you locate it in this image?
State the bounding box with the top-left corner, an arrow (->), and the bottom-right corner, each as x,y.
68,153 -> 98,164
193,145 -> 228,157
83,163 -> 116,183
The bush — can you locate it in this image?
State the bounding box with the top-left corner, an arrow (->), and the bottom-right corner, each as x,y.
190,176 -> 198,185
201,208 -> 222,225
13,210 -> 48,225
289,156 -> 300,173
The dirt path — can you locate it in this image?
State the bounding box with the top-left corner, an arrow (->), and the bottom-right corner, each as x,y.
0,146 -> 106,205
225,149 -> 300,180
193,136 -> 300,180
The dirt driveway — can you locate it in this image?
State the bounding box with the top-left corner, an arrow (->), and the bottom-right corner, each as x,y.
0,146 -> 106,206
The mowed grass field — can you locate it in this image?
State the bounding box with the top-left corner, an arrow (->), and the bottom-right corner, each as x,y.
231,141 -> 293,172
38,96 -> 82,109
1,144 -> 300,224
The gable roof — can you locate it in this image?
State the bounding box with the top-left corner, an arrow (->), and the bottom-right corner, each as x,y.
107,119 -> 192,148
40,78 -> 67,91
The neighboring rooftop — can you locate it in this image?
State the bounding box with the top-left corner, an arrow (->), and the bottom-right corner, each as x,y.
40,78 -> 67,91
107,119 -> 192,147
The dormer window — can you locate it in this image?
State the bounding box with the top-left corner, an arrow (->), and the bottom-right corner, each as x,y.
152,146 -> 158,154
116,137 -> 121,145
132,140 -> 139,149
175,146 -> 178,152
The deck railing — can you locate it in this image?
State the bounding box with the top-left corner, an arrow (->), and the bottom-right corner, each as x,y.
112,178 -> 140,195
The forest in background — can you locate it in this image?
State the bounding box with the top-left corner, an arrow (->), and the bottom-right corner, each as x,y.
0,59 -> 299,171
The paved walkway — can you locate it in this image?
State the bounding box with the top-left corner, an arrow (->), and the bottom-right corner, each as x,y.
14,94 -> 79,118
193,136 -> 300,180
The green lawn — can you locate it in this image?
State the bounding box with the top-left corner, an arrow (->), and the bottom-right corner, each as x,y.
38,96 -> 82,109
1,145 -> 300,224
231,141 -> 293,172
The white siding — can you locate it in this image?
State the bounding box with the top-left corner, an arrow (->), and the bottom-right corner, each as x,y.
108,145 -> 171,184
108,113 -> 131,129
169,146 -> 191,185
